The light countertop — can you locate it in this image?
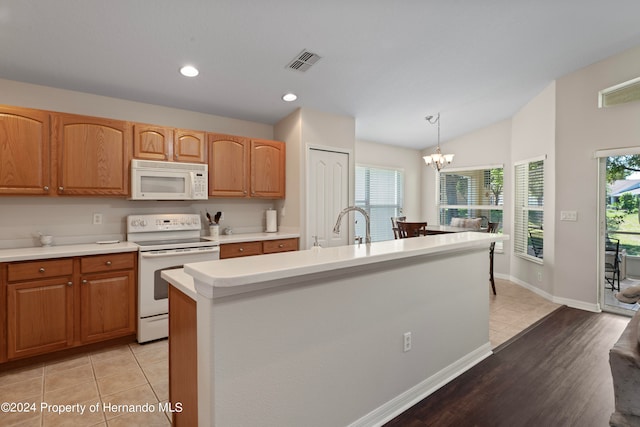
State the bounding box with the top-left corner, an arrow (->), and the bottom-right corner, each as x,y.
203,230 -> 300,244
176,232 -> 508,299
0,242 -> 140,262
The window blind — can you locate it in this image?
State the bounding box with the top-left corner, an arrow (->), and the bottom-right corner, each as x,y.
514,158 -> 544,260
438,167 -> 503,229
355,165 -> 404,242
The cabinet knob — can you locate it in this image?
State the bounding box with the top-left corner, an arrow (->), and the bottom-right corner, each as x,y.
82,279 -> 88,284
39,267 -> 45,273
44,186 -> 49,191
239,247 -> 244,252
58,186 -> 64,191
67,281 -> 72,287
278,244 -> 284,248
243,190 -> 247,195
105,261 -> 112,266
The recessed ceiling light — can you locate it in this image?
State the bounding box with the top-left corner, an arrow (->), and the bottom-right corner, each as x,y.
282,93 -> 297,102
180,65 -> 199,77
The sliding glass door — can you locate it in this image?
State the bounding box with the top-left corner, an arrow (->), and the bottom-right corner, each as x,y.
599,154 -> 640,315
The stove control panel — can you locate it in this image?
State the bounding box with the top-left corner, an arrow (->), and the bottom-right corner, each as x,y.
127,214 -> 201,232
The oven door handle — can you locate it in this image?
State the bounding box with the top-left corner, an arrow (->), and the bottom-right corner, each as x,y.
140,248 -> 220,258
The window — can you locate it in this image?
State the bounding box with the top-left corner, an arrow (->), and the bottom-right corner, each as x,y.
438,166 -> 504,233
514,156 -> 545,261
355,165 -> 404,242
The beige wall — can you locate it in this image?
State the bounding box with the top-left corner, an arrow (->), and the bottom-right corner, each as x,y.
422,119 -> 512,276
555,44 -> 640,309
510,82 -> 556,297
355,139 -> 422,221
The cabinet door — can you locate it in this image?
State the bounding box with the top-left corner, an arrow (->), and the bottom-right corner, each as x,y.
250,139 -> 285,199
208,133 -> 249,197
80,270 -> 136,343
133,124 -> 172,161
0,106 -> 51,195
7,277 -> 73,359
54,113 -> 131,196
174,129 -> 206,163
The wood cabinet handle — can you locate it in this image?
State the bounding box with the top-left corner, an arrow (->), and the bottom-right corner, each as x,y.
239,248 -> 244,252
67,281 -> 72,287
82,279 -> 88,284
44,186 -> 49,191
105,261 -> 112,266
39,267 -> 45,273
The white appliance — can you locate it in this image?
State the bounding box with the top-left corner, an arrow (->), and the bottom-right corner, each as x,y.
130,159 -> 208,200
127,214 -> 219,343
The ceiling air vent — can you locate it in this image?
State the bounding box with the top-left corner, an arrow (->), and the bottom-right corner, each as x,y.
286,49 -> 322,72
599,76 -> 640,108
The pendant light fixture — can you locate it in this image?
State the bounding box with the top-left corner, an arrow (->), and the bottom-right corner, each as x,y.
423,113 -> 454,171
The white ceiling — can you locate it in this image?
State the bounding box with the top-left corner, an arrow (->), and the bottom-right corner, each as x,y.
2,1 -> 640,149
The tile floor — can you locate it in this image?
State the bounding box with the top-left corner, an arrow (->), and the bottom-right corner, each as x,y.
0,279 -> 560,426
489,278 -> 561,348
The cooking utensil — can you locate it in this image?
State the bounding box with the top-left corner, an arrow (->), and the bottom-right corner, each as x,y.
206,210 -> 212,225
214,211 -> 222,224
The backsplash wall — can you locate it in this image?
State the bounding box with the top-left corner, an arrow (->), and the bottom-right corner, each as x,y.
0,198 -> 279,249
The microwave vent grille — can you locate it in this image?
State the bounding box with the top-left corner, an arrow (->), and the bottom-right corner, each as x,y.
131,159 -> 207,172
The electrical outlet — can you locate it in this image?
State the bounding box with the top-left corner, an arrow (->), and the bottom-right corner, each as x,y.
403,332 -> 412,352
92,213 -> 103,225
537,271 -> 543,282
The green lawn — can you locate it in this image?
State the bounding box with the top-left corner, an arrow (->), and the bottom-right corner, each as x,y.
607,211 -> 640,255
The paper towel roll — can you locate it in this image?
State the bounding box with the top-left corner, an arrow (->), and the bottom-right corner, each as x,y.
266,209 -> 277,232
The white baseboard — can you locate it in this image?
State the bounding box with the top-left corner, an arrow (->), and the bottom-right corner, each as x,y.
348,343 -> 493,427
507,276 -> 601,313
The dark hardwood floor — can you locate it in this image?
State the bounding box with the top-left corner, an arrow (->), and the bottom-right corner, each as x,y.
385,306 -> 631,427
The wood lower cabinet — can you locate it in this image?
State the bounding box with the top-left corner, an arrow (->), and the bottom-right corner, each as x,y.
2,252 -> 136,362
0,105 -> 51,195
168,284 -> 198,426
6,259 -> 74,360
220,238 -> 299,259
80,253 -> 136,343
53,113 -> 131,196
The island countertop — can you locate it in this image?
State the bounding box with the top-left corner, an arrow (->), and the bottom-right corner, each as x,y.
182,231 -> 507,299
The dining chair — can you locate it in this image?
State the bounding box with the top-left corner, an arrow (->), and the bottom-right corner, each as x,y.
390,216 -> 406,239
605,236 -> 621,291
487,222 -> 499,295
397,221 -> 427,239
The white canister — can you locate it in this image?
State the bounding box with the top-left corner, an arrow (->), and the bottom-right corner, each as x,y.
209,225 -> 219,240
266,209 -> 277,232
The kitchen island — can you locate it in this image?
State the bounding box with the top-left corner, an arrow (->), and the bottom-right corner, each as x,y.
163,231 -> 507,427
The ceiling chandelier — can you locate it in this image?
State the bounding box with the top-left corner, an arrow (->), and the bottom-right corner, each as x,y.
423,113 -> 454,172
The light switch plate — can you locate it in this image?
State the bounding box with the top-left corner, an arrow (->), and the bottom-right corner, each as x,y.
560,210 -> 577,221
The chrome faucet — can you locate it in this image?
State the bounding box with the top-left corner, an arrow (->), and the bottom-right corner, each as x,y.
333,206 -> 371,244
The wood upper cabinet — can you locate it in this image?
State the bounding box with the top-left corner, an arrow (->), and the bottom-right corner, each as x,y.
6,259 -> 74,360
53,113 -> 131,196
250,139 -> 285,198
0,105 -> 51,195
133,124 -> 172,161
134,124 -> 206,163
174,129 -> 206,163
208,133 -> 285,199
208,133 -> 249,197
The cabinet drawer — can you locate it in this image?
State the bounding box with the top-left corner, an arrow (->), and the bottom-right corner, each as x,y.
220,241 -> 263,259
8,259 -> 73,282
81,253 -> 135,274
263,238 -> 299,254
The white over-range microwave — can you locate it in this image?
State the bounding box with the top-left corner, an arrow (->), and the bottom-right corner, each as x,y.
130,159 -> 208,200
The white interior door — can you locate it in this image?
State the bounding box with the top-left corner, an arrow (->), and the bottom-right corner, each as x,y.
308,148 -> 349,248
